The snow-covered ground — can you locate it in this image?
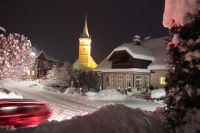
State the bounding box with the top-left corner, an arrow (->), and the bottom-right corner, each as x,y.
85,89 -> 163,111
0,81 -> 23,99
151,88 -> 166,99
0,88 -> 23,99
0,79 -> 96,121
0,79 -> 163,121
0,79 -> 166,133
86,89 -> 127,101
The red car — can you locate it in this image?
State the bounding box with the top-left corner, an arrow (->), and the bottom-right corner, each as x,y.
0,99 -> 51,128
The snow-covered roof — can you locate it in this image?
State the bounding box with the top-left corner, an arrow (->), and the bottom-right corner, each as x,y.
35,50 -> 60,62
107,43 -> 155,61
142,37 -> 169,70
94,37 -> 169,72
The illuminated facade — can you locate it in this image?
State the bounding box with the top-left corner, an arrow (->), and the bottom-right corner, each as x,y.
94,37 -> 169,90
73,15 -> 97,70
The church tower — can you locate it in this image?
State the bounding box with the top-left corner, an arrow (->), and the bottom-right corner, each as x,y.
73,14 -> 97,70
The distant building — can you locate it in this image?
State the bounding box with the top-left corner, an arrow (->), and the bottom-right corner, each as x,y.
73,15 -> 97,70
94,37 -> 169,93
25,51 -> 60,79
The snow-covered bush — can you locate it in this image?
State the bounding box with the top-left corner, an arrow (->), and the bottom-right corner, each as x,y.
151,88 -> 166,99
87,89 -> 127,101
46,61 -> 71,87
0,33 -> 34,79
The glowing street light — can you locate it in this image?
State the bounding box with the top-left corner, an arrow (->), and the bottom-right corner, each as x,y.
31,52 -> 36,57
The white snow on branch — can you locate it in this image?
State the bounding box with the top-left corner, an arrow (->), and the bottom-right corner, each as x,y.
163,0 -> 200,28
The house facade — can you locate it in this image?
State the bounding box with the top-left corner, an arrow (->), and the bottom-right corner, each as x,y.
25,51 -> 60,79
94,37 -> 168,93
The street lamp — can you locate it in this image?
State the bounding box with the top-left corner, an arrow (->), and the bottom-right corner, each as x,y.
31,52 -> 36,57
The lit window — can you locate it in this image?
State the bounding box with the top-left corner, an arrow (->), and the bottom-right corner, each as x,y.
160,77 -> 166,85
32,70 -> 35,75
26,70 -> 30,75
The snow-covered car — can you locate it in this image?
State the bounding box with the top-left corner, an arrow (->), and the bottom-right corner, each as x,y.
0,99 -> 51,128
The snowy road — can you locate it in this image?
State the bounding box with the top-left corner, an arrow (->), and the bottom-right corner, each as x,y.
1,80 -> 97,121
0,79 -> 162,121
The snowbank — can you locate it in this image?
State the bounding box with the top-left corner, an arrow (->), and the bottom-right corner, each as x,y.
151,88 -> 166,99
2,79 -> 60,93
0,104 -> 166,133
0,88 -> 23,99
64,87 -> 76,94
163,0 -> 200,28
87,89 -> 127,101
85,91 -> 97,96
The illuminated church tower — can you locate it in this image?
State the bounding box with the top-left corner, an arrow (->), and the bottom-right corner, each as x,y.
73,15 -> 97,70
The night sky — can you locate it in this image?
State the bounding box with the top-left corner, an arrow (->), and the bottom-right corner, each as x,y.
0,0 -> 168,63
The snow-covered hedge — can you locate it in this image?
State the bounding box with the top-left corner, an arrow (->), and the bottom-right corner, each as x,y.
151,88 -> 166,99
86,89 -> 127,101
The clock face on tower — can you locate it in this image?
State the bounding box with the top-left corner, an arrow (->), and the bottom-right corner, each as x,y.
81,47 -> 89,55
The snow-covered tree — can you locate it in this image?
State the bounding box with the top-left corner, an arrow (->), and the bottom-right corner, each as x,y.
46,61 -> 71,87
0,33 -> 34,79
71,70 -> 101,92
46,65 -> 59,80
163,0 -> 200,133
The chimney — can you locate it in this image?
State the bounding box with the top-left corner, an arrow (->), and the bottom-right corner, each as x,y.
132,35 -> 141,45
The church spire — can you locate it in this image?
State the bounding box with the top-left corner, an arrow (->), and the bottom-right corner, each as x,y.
81,14 -> 90,38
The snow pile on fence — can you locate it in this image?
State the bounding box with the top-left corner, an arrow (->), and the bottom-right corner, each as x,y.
86,89 -> 127,101
163,0 -> 200,28
0,104 -> 166,133
151,88 -> 166,99
0,88 -> 23,99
